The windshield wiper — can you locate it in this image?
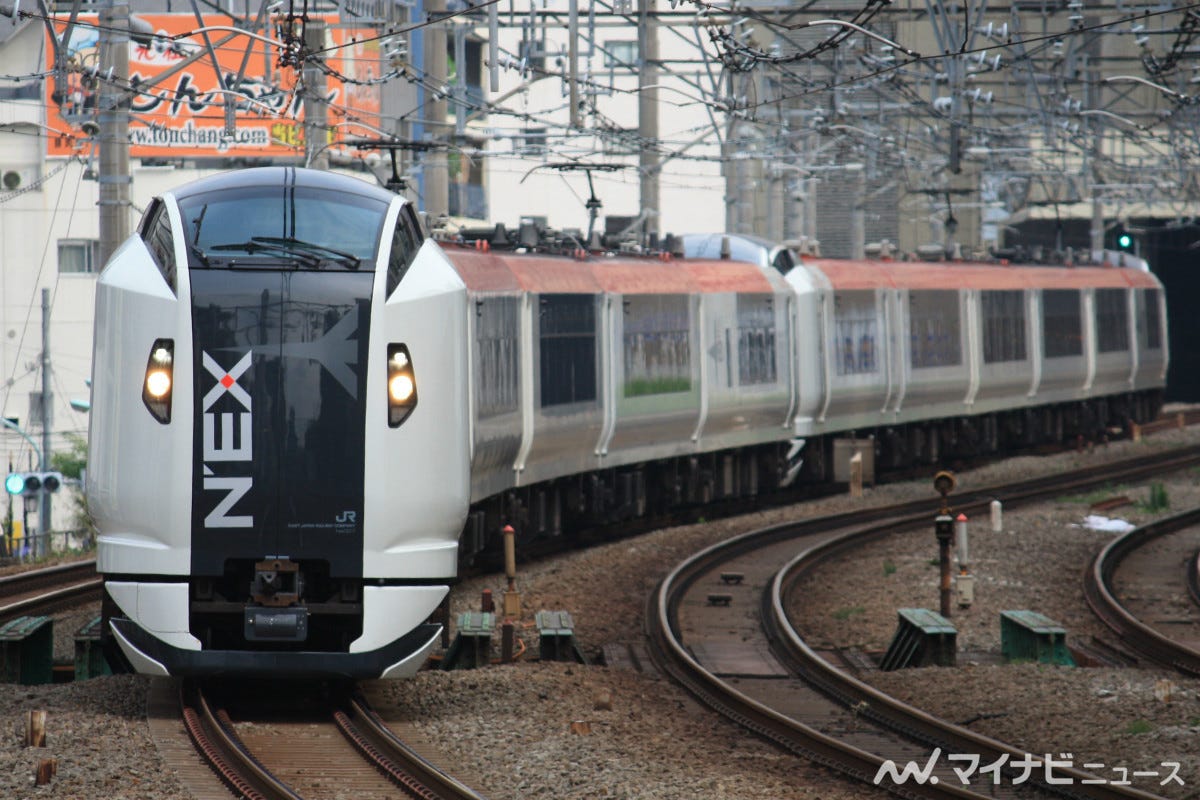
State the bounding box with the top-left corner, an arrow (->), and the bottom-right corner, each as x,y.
189,243 -> 210,267
208,241 -> 324,268
208,240 -> 323,268
251,236 -> 362,269
189,205 -> 211,267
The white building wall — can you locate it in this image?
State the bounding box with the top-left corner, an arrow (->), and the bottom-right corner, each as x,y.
475,6 -> 726,236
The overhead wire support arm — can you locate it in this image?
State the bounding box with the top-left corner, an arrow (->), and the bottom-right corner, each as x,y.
520,162 -> 626,244
349,137 -> 453,194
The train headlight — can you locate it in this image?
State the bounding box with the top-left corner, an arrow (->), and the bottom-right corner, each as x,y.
387,344 -> 417,427
389,374 -> 414,403
142,339 -> 174,424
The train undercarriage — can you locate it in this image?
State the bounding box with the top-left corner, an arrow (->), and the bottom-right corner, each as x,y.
460,389 -> 1164,565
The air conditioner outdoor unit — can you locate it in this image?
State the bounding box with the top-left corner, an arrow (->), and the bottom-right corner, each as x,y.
1,167 -> 36,192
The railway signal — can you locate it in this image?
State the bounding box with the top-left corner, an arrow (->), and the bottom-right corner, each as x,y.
4,472 -> 63,496
1109,223 -> 1135,252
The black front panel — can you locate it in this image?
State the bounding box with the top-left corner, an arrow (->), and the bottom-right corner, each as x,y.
191,270 -> 373,578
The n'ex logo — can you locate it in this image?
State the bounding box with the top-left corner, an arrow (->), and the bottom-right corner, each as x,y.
202,351 -> 253,529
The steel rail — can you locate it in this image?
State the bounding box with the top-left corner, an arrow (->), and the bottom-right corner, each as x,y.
180,682 -> 305,800
1083,508 -> 1200,676
0,559 -> 97,593
0,559 -> 101,621
767,519 -> 1166,800
1189,549 -> 1200,609
336,693 -> 489,800
0,581 -> 102,623
648,446 -> 1200,800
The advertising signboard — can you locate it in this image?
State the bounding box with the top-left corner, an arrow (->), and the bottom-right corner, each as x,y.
46,14 -> 382,159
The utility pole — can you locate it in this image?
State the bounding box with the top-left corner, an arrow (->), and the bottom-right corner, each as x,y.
97,0 -> 131,268
850,167 -> 866,259
303,19 -> 330,170
637,0 -> 659,240
1086,58 -> 1104,256
39,288 -> 52,554
422,0 -> 450,217
568,0 -> 580,129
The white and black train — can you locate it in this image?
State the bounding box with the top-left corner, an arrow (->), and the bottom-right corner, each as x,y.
90,167 -> 1167,679
91,167 -> 468,678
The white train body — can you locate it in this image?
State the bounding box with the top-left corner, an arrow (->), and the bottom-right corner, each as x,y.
90,168 -> 1167,679
91,168 -> 468,678
449,234 -> 1165,557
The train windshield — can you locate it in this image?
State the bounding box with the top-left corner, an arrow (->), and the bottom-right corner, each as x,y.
179,186 -> 389,270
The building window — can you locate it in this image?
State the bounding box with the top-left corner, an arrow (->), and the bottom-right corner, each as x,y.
1042,289 -> 1082,358
514,127 -> 547,155
1096,288 -> 1129,353
982,290 -> 1027,363
909,290 -> 962,368
604,40 -> 638,68
58,239 -> 98,274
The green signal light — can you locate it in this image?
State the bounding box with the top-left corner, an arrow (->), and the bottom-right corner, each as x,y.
1118,233 -> 1132,249
4,473 -> 25,495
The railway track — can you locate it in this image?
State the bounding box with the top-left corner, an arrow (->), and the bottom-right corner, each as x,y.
647,446 -> 1200,799
1084,509 -> 1200,676
0,559 -> 101,622
181,681 -> 488,800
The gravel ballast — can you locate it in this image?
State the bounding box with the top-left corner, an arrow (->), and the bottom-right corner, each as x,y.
3,426 -> 1200,798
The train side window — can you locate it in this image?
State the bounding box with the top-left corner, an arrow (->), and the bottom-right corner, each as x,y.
1042,289 -> 1082,358
475,296 -> 520,416
623,295 -> 691,396
833,291 -> 878,376
737,294 -> 777,385
539,294 -> 597,407
981,290 -> 1026,363
909,290 -> 962,368
1095,288 -> 1129,353
140,198 -> 177,293
1143,289 -> 1162,350
386,204 -> 424,297
137,199 -> 160,238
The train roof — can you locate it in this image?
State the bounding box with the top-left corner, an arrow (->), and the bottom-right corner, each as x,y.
805,258 -> 1162,290
442,245 -> 777,294
167,166 -> 397,205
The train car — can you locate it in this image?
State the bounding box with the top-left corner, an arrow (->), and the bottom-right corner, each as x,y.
681,234 -> 1166,475
447,238 -> 796,551
89,167 -> 470,679
89,166 -> 1168,679
798,253 -> 1166,465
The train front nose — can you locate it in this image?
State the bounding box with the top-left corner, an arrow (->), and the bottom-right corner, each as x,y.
188,267 -> 374,652
102,170 -> 471,678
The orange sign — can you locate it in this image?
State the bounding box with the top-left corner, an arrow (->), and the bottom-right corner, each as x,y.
47,14 -> 382,159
